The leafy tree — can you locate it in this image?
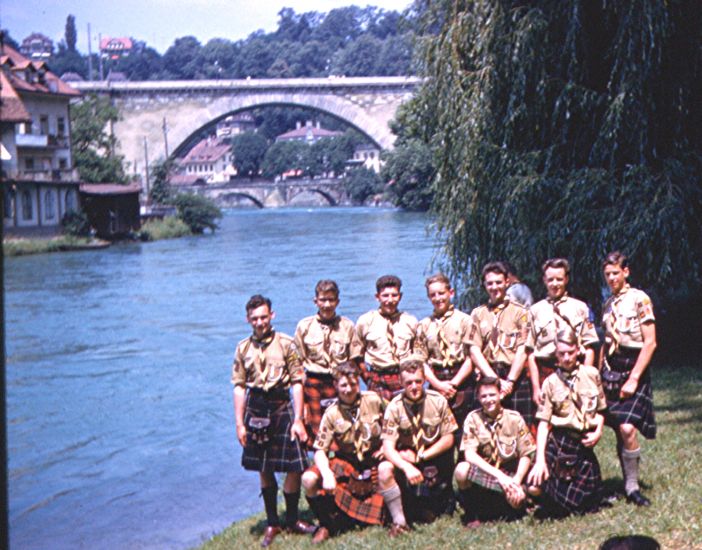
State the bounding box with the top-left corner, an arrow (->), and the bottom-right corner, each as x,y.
381,138 -> 434,211
61,210 -> 90,237
172,193 -> 222,233
0,29 -> 20,50
65,15 -> 77,52
261,140 -> 310,179
48,48 -> 86,78
71,94 -> 128,183
410,0 -> 702,321
331,34 -> 383,76
344,167 -> 383,204
162,36 -> 202,79
199,38 -> 239,78
149,159 -> 173,204
231,132 -> 269,178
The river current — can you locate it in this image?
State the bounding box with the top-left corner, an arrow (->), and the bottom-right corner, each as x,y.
5,207 -> 439,549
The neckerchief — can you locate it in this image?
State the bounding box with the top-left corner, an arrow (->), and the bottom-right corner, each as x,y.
606,284 -> 631,355
556,367 -> 586,429
482,409 -> 504,468
252,330 -> 275,385
316,314 -> 338,367
402,395 -> 426,457
340,397 -> 365,462
486,301 -> 508,359
434,306 -> 455,368
381,310 -> 401,364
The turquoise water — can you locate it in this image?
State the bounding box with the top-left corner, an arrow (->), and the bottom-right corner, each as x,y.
5,207 -> 439,549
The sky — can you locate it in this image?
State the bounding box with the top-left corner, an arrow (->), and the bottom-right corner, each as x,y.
0,0 -> 413,54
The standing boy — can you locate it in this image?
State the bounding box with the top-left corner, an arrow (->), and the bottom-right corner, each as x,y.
469,262 -> 534,425
295,280 -> 362,444
356,275 -> 418,401
232,295 -> 315,547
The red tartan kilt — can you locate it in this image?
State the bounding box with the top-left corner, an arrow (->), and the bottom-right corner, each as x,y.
306,457 -> 385,525
303,373 -> 337,446
366,369 -> 402,402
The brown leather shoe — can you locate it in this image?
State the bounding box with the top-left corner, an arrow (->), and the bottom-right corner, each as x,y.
312,526 -> 330,544
286,519 -> 316,535
388,523 -> 409,537
261,526 -> 282,547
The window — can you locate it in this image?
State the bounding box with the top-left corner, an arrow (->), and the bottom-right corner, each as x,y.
4,188 -> 14,219
58,158 -> 68,169
21,190 -> 33,220
40,115 -> 49,135
25,158 -> 35,170
57,117 -> 66,137
44,190 -> 56,220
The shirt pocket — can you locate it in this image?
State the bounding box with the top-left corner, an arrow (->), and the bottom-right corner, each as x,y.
333,417 -> 353,437
329,336 -> 348,359
535,318 -> 555,347
499,331 -> 519,350
303,335 -> 326,360
421,417 -> 443,444
577,389 -> 600,414
496,435 -> 518,461
616,308 -> 638,333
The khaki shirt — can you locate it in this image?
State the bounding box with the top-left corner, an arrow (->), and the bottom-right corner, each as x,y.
602,285 -> 655,352
313,391 -> 385,460
528,295 -> 599,360
461,409 -> 535,466
469,299 -> 531,365
356,310 -> 418,371
294,314 -> 363,375
535,365 -> 607,431
415,308 -> 473,368
231,331 -> 303,391
382,389 -> 458,451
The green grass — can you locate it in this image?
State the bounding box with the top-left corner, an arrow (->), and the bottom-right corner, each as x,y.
139,217 -> 192,241
199,365 -> 702,550
3,236 -> 109,256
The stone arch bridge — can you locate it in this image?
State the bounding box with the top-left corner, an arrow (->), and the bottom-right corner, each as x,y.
192,179 -> 348,208
71,77 -> 421,187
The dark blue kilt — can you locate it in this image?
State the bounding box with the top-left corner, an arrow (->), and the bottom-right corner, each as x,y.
493,362 -> 534,427
432,364 -> 476,428
604,348 -> 656,440
242,389 -> 308,473
543,429 -> 602,513
398,451 -> 455,523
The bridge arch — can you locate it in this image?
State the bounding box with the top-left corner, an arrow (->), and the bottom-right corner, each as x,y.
212,191 -> 264,209
287,186 -> 339,207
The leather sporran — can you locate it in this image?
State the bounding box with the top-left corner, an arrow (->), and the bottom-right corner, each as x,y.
247,416 -> 271,445
601,369 -> 629,398
347,469 -> 374,499
554,454 -> 578,481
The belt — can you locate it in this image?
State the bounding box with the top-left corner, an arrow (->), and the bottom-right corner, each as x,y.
248,387 -> 289,401
306,371 -> 334,380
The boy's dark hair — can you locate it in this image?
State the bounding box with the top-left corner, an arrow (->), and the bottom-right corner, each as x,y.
246,294 -> 272,313
502,261 -> 517,276
399,357 -> 424,376
556,327 -> 578,346
332,360 -> 361,380
376,275 -> 402,293
602,251 -> 629,270
315,279 -> 339,298
542,257 -> 571,275
476,376 -> 501,392
481,261 -> 509,281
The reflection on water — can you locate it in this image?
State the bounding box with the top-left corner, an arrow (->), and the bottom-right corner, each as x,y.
5,207 -> 437,549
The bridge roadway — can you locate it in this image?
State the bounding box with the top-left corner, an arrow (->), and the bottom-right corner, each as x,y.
188,177 -> 349,208
71,77 -> 421,189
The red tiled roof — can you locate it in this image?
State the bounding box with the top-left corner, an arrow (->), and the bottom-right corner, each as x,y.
181,137 -> 231,163
80,183 -> 142,195
0,70 -> 31,122
99,37 -> 133,50
0,44 -> 81,97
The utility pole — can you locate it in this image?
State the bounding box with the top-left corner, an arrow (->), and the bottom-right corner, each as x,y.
87,24 -> 93,81
162,117 -> 169,158
98,33 -> 104,80
143,137 -> 150,199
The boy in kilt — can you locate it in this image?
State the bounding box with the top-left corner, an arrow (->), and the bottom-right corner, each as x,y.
301,361 -> 387,543
600,251 -> 657,506
295,280 -> 362,447
527,329 -> 607,517
415,273 -> 475,430
232,295 -> 315,547
380,357 -> 458,530
469,262 -> 534,426
527,258 -> 600,404
454,377 -> 537,525
356,275 -> 418,401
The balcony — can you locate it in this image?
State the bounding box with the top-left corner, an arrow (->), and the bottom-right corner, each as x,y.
8,168 -> 80,183
16,133 -> 48,147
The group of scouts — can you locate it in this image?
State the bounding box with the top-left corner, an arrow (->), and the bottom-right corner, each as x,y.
231,251 -> 657,547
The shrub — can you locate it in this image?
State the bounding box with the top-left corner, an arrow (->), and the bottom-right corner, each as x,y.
61,210 -> 91,237
172,193 -> 222,234
139,217 -> 192,241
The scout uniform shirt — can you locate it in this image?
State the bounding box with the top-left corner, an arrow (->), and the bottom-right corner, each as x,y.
602,284 -> 655,354
295,314 -> 363,375
313,391 -> 385,462
469,299 -> 531,365
461,408 -> 535,467
535,365 -> 607,432
382,389 -> 458,452
231,331 -> 303,391
356,310 -> 418,371
415,307 -> 473,370
528,295 -> 599,360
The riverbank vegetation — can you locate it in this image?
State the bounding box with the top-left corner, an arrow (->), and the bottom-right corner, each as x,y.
200,364 -> 702,550
138,217 -> 192,241
3,236 -> 109,257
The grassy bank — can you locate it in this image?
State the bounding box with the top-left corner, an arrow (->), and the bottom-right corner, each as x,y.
3,236 -> 110,257
139,217 -> 192,241
200,365 -> 702,550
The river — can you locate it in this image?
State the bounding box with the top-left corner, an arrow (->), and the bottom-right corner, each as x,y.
5,207 -> 440,549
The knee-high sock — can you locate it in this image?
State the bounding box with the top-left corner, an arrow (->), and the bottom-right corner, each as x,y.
379,484 -> 406,526
621,447 -> 641,495
306,494 -> 334,531
284,491 -> 300,526
262,484 -> 280,527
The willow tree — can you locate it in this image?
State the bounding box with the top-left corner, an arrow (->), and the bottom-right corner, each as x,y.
410,0 -> 702,332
